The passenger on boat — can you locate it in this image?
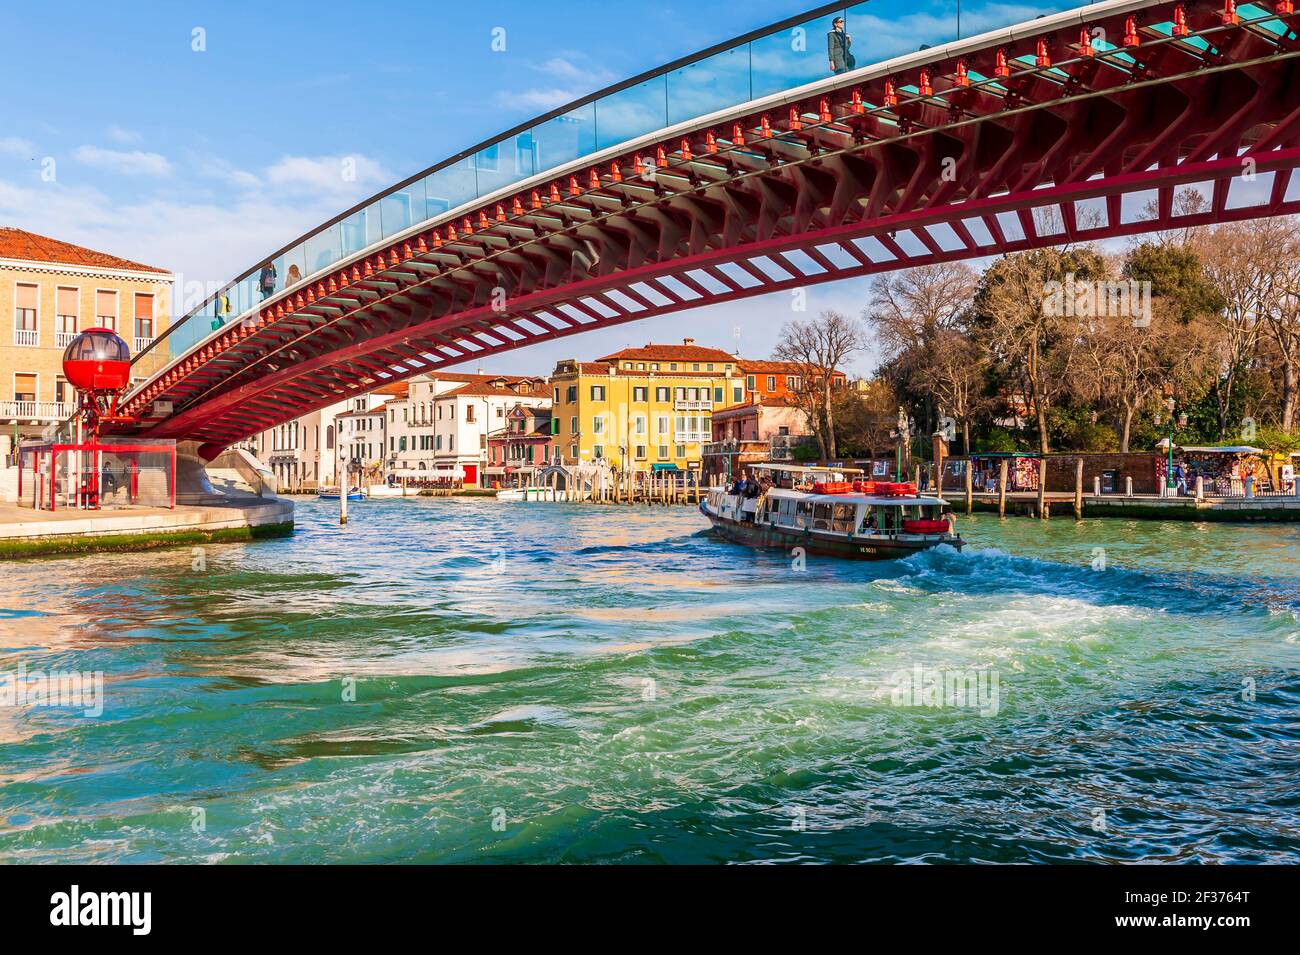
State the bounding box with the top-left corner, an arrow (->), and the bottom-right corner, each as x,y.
942,507 -> 957,533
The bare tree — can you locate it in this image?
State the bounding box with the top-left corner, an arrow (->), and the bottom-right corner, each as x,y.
927,327 -> 989,455
772,310 -> 868,460
973,248 -> 1105,453
1248,217 -> 1300,429
1194,221 -> 1280,437
1074,307 -> 1217,451
865,261 -> 979,440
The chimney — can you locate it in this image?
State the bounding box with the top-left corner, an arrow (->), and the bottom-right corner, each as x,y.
683,337 -> 696,346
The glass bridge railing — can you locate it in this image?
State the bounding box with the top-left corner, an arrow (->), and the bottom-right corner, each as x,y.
137,0 -> 1079,373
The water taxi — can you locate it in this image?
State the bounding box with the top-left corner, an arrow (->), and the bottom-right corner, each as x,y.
317,486 -> 366,502
495,486 -> 557,501
701,463 -> 962,560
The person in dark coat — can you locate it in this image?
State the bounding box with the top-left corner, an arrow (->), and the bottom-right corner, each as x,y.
828,16 -> 854,74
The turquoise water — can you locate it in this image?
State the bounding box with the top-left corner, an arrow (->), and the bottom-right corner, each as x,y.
1,499 -> 1297,864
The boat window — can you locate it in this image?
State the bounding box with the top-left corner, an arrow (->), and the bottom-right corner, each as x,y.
859,506 -> 877,533
795,500 -> 812,529
831,503 -> 856,534
812,503 -> 833,530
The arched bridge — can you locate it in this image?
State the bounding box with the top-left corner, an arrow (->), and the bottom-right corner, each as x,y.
118,0 -> 1300,455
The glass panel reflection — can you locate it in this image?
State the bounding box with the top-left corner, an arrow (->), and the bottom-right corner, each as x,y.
751,8 -> 846,99
667,45 -> 750,127
421,157 -> 477,218
531,104 -> 596,173
595,77 -> 668,152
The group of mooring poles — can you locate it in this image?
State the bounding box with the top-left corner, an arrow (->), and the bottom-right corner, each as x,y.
929,456 -> 1088,520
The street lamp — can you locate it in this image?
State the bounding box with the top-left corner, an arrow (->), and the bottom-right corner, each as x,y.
1154,396 -> 1188,493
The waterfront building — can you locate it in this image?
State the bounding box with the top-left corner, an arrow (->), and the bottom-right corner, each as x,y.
485,403 -> 556,487
0,227 -> 174,459
736,359 -> 847,403
429,375 -> 549,486
383,372 -> 544,481
550,338 -> 745,478
702,397 -> 811,482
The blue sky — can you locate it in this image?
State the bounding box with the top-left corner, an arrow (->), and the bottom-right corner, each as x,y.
1,0 -> 1070,377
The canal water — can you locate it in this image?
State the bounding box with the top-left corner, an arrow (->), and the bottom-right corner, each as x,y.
1,499 -> 1297,863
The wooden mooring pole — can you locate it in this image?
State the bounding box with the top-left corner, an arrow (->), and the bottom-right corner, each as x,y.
964,458 -> 973,514
1074,456 -> 1084,520
998,459 -> 1008,518
1037,458 -> 1048,519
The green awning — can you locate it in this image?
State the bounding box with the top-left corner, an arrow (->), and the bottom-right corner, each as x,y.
651,463 -> 680,473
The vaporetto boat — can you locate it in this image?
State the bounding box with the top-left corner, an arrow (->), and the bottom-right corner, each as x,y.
701,464 -> 963,560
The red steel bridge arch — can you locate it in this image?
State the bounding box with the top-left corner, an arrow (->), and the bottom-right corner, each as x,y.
116,0 -> 1300,455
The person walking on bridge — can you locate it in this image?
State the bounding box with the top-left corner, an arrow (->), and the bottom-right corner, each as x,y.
828,16 -> 854,74
258,262 -> 278,301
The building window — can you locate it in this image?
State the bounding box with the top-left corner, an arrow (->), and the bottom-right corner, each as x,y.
656,387 -> 669,402
466,405 -> 475,422
593,445 -> 604,459
634,415 -> 646,435
767,376 -> 776,392
746,375 -> 756,391
14,372 -> 37,402
591,385 -> 605,401
95,289 -> 118,330
14,283 -> 38,346
566,385 -> 577,402
713,387 -> 723,403
55,287 -> 79,347
787,376 -> 798,390
569,416 -> 577,435
732,386 -> 743,403
592,415 -> 604,435
657,415 -> 668,434
675,444 -> 686,457
657,445 -> 668,460
635,445 -> 646,459
133,293 -> 155,351
633,386 -> 647,402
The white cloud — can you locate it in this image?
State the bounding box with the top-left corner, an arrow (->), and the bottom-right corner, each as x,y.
108,125 -> 142,145
72,145 -> 172,177
537,56 -> 614,85
194,155 -> 262,191
0,137 -> 36,157
264,154 -> 391,196
504,87 -> 585,111
496,55 -> 617,113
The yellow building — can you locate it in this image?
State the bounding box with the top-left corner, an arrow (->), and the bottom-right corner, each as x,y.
550,338 -> 747,475
1,227 -> 173,456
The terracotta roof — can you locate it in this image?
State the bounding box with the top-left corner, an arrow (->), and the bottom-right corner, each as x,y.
736,359 -> 804,375
598,342 -> 738,364
442,380 -> 547,398
0,227 -> 169,274
374,382 -> 409,398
